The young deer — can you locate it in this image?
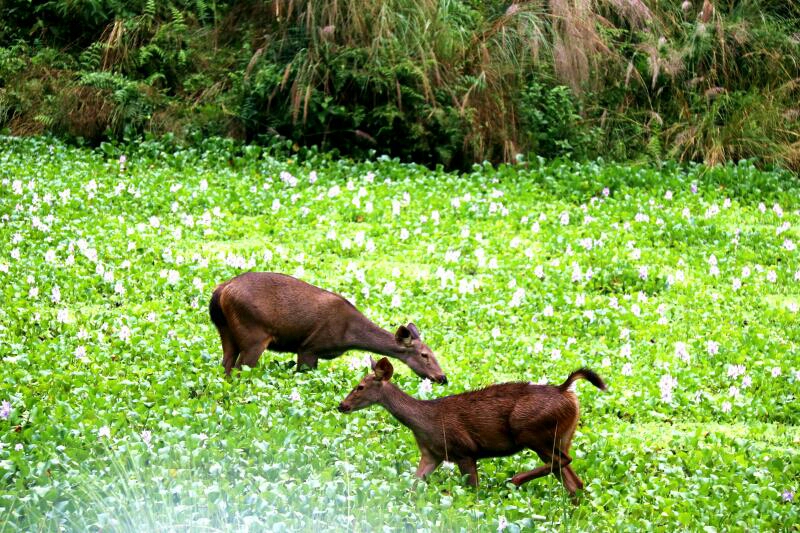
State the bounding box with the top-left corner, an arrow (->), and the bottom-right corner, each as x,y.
338,358 -> 606,499
209,272 -> 446,382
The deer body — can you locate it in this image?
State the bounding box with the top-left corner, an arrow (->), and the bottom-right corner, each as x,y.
209,272 -> 446,382
339,358 -> 605,497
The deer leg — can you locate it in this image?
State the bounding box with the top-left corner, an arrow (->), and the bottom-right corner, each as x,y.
218,327 -> 240,376
236,336 -> 271,370
457,458 -> 479,487
296,353 -> 319,371
511,464 -> 553,486
414,454 -> 441,480
563,465 -> 584,491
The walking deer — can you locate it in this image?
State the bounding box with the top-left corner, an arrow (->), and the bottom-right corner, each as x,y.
338,358 -> 606,499
209,272 -> 447,382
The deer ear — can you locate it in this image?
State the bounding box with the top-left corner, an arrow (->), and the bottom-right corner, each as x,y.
407,322 -> 420,339
395,325 -> 413,346
374,357 -> 394,381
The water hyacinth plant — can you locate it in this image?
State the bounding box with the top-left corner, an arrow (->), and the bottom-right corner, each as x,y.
0,136 -> 798,530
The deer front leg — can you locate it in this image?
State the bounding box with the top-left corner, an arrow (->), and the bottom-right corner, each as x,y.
457,458 -> 479,487
296,353 -> 319,371
414,454 -> 441,480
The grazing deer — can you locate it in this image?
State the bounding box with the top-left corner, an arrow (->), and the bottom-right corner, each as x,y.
209,272 -> 447,382
338,358 -> 606,499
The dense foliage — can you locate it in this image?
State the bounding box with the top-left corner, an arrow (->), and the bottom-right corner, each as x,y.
1,1 -> 799,170
1,137 -> 798,530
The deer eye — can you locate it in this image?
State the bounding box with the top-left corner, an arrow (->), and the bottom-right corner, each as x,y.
357,385 -> 364,391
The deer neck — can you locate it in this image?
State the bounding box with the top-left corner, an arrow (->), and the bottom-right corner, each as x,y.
379,382 -> 436,434
345,317 -> 410,360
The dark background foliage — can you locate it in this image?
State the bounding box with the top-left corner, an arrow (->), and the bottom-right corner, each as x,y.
1,0 -> 798,170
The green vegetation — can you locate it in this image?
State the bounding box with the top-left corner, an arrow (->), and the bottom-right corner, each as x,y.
1,1 -> 799,170
1,137 -> 798,530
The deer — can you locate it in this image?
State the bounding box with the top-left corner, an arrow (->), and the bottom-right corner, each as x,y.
208,272 -> 447,383
338,358 -> 606,500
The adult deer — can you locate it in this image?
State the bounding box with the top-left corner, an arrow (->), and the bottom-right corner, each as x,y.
209,272 -> 447,382
338,358 -> 606,500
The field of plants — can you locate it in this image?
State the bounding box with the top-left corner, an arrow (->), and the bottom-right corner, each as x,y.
0,136 -> 798,531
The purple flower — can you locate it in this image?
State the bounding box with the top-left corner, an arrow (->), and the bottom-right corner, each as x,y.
783,490 -> 794,502
0,400 -> 10,420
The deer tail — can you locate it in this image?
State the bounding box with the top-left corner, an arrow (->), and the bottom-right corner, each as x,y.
557,368 -> 607,392
208,284 -> 227,330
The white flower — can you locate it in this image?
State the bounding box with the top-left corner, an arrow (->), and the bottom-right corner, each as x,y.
732,278 -> 741,291
491,327 -> 501,339
309,171 -> 318,183
15,443 -> 23,451
773,203 -> 783,217
199,179 -> 208,191
784,239 -> 796,251
98,426 -> 111,439
391,294 -> 402,308
327,185 -> 341,198
75,346 -> 87,361
167,270 -> 180,284
149,216 -> 160,228
444,249 -> 461,263
399,228 -> 410,240
57,309 -> 70,323
271,198 -> 281,212
418,379 -> 433,397
674,342 -> 690,362
550,348 -> 561,360
560,211 -> 570,225
664,190 -> 673,200
509,288 -> 525,307
498,516 -> 508,531
197,432 -> 209,441
706,340 -> 720,355
289,390 -> 301,403
659,374 -> 677,402
721,401 -> 732,413
621,363 -> 633,376
534,265 -> 544,279
741,375 -> 752,388
542,304 -> 554,317
771,367 -> 782,378
766,270 -> 777,283
141,430 -> 152,446
620,344 -> 631,358
118,325 -> 132,342
382,281 -> 396,295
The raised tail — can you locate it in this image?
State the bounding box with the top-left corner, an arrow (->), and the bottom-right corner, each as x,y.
557,368 -> 607,392
208,284 -> 227,330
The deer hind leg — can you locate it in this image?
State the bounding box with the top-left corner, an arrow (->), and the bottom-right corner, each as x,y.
456,458 -> 479,487
235,335 -> 272,370
296,353 -> 319,371
511,464 -> 553,486
515,447 -> 580,497
218,327 -> 240,376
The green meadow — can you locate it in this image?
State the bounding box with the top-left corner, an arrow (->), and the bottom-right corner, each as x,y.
0,137 -> 798,531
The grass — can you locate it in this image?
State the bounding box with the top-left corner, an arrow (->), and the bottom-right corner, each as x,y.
0,137 -> 798,531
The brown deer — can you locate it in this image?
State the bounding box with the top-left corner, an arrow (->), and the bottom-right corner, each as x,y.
338,358 -> 606,499
208,272 -> 447,382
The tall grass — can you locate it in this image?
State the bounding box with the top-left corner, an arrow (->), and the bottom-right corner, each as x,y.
0,0 -> 798,169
